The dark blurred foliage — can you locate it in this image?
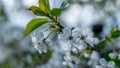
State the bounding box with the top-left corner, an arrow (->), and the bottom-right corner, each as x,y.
0,0 -> 7,22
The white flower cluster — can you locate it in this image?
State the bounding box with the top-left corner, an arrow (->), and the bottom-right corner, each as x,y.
96,58 -> 115,68
58,27 -> 99,67
62,52 -> 80,68
31,27 -> 100,67
96,52 -> 120,68
31,31 -> 48,54
58,27 -> 99,53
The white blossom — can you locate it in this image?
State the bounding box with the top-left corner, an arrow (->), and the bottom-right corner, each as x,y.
63,52 -> 73,67
109,52 -> 117,59
73,28 -> 99,48
97,58 -> 116,68
96,65 -> 104,68
107,61 -> 115,68
31,27 -> 101,68
84,52 -> 90,58
71,47 -> 78,53
63,52 -> 80,68
31,32 -> 48,54
118,54 -> 120,60
80,28 -> 99,47
58,27 -> 72,41
58,27 -> 99,53
60,41 -> 71,51
99,58 -> 107,67
58,27 -> 74,52
90,51 -> 100,60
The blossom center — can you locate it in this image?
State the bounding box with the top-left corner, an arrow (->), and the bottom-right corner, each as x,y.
68,35 -> 73,40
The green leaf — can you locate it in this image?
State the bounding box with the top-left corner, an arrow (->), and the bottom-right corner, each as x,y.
111,30 -> 120,38
24,18 -> 48,36
94,41 -> 106,51
43,0 -> 50,12
50,8 -> 63,16
0,61 -> 12,68
106,37 -> 111,44
114,59 -> 120,67
39,0 -> 50,14
29,6 -> 46,16
102,53 -> 111,61
110,28 -> 114,34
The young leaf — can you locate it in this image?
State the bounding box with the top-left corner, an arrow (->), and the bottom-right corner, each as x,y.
29,6 -> 46,16
39,0 -> 50,15
43,0 -> 50,11
50,8 -> 63,16
24,18 -> 48,36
